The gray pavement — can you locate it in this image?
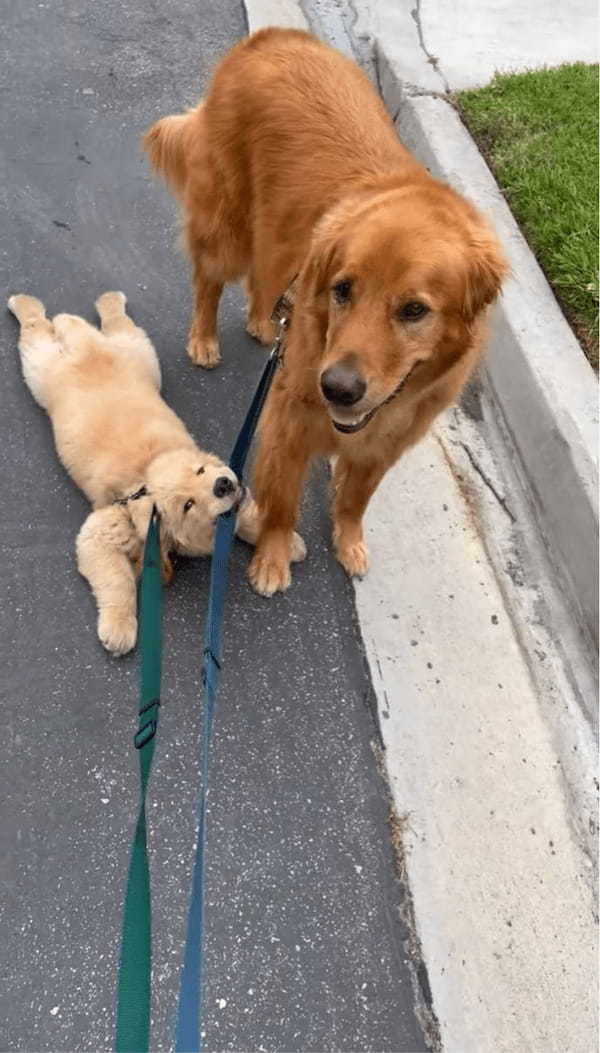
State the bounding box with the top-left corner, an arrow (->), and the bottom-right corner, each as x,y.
0,3 -> 431,1051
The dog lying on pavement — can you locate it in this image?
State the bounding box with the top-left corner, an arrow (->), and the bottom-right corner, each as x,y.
144,28 -> 506,596
8,291 -> 305,654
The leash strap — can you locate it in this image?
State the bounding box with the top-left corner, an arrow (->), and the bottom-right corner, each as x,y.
175,336 -> 284,1052
115,508 -> 162,1053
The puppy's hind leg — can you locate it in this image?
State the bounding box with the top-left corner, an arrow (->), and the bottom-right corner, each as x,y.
76,506 -> 142,656
95,290 -> 131,333
7,294 -> 61,409
8,293 -> 47,326
95,291 -> 161,388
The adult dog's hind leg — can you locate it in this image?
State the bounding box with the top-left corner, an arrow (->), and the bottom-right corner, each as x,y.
184,179 -> 249,368
76,506 -> 142,656
186,255 -> 223,369
7,294 -> 61,409
244,236 -> 298,348
244,270 -> 277,347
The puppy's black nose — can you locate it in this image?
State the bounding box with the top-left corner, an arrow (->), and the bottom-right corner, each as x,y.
213,475 -> 236,499
320,361 -> 366,406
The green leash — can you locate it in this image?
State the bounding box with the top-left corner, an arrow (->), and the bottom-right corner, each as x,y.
115,508 -> 162,1053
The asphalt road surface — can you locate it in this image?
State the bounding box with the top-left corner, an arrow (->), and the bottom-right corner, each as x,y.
0,3 -> 430,1050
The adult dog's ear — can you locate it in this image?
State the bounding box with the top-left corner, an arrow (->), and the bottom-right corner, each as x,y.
463,225 -> 507,320
295,210 -> 346,339
308,216 -> 343,290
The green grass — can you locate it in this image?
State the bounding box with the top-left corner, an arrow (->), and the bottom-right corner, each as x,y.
457,63 -> 599,369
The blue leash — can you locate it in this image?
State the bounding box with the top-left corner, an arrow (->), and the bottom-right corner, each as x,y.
175,324 -> 286,1052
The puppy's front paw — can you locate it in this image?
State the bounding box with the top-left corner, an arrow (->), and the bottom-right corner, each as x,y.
187,333 -> 221,369
290,531 -> 307,563
248,550 -> 292,597
335,538 -> 370,578
98,609 -> 137,656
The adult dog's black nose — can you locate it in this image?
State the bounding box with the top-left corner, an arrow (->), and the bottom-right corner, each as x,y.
320,361 -> 366,406
213,475 -> 236,498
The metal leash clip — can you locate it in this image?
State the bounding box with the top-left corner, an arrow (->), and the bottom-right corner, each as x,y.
271,314 -> 289,364
269,273 -> 297,364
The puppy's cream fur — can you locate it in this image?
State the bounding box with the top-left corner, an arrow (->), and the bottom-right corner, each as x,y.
8,291 -> 305,653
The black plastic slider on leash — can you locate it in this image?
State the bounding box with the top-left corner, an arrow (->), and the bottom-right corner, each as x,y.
134,698 -> 161,749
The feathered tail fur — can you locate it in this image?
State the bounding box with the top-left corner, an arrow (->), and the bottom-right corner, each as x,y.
142,109 -> 198,197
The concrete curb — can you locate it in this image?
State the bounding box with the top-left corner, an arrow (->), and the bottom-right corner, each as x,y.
376,43 -> 599,652
244,0 -> 308,32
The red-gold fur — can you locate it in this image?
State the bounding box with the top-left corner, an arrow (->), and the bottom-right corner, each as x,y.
144,29 -> 506,594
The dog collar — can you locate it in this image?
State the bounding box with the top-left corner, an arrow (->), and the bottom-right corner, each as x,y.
113,485 -> 149,506
271,273 -> 298,328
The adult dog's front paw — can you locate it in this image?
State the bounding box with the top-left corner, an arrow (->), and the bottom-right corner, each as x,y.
248,549 -> 292,596
187,333 -> 221,369
98,609 -> 137,656
335,537 -> 370,578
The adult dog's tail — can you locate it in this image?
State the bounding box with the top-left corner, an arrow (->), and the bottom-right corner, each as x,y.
143,109 -> 197,197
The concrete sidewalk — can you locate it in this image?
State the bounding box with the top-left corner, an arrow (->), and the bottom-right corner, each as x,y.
353,0 -> 598,91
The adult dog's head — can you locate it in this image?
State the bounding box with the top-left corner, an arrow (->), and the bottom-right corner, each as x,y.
299,182 -> 507,433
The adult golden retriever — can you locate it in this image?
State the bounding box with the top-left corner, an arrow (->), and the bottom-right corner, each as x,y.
144,28 -> 506,595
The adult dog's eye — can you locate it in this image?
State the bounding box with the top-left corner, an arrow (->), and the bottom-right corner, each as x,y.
332,279 -> 352,304
183,498 -> 195,513
196,466 -> 205,475
399,301 -> 428,321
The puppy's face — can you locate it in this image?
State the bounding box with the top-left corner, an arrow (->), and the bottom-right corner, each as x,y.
306,185 -> 506,433
145,451 -> 241,555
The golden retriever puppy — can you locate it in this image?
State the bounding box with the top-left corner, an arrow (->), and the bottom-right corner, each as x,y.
144,28 -> 506,596
8,291 -> 305,652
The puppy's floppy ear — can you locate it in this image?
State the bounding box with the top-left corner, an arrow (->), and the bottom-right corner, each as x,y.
463,225 -> 507,320
158,522 -> 175,585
